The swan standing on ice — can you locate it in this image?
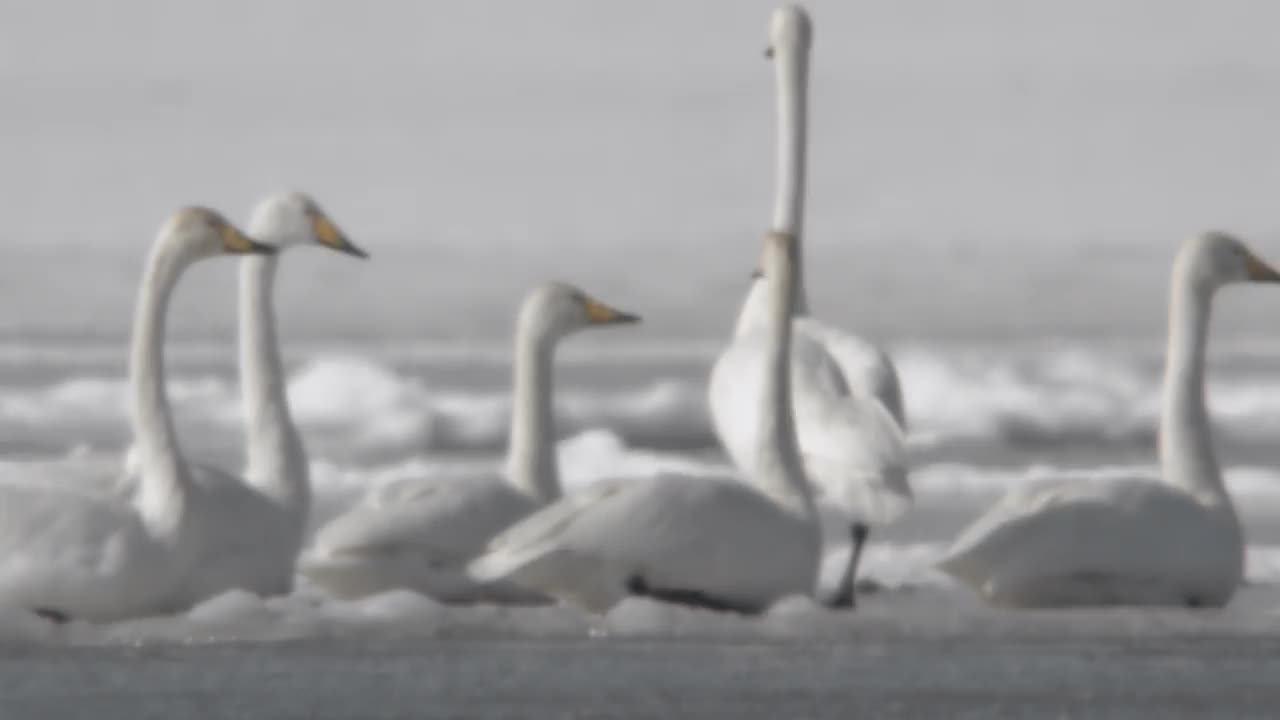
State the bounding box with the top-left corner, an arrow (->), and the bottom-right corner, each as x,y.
169,192 -> 366,605
937,232 -> 1278,608
299,283 -> 640,602
467,231 -> 822,614
0,208 -> 274,622
709,4 -> 909,608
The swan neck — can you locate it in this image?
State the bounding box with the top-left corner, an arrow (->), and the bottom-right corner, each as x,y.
734,45 -> 811,339
239,254 -> 308,509
1159,275 -> 1227,501
753,259 -> 816,517
129,239 -> 191,535
505,323 -> 559,503
771,44 -> 809,312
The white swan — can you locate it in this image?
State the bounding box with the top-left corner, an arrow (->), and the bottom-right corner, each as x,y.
165,192 -> 366,605
708,3 -> 909,608
298,282 -> 640,602
0,207 -> 274,622
466,231 -> 822,614
936,232 -> 1278,608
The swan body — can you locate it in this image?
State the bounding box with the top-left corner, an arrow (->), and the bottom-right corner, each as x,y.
300,283 -> 640,602
0,208 -> 273,621
937,232 -> 1277,608
467,232 -> 822,614
709,4 -> 908,607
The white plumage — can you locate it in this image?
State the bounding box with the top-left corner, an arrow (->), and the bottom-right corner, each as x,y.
936,231 -> 1275,607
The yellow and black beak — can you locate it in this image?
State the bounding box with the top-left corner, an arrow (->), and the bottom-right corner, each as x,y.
312,213 -> 368,259
583,297 -> 641,325
1246,252 -> 1280,283
222,224 -> 277,255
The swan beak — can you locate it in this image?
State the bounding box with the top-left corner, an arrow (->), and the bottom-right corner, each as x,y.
583,298 -> 641,325
222,225 -> 277,255
1245,253 -> 1280,283
313,214 -> 368,259
764,46 -> 775,59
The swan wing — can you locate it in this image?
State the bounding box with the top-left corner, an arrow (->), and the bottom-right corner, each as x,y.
309,474 -> 534,568
469,476 -> 818,612
798,318 -> 907,429
792,339 -> 911,524
710,331 -> 911,525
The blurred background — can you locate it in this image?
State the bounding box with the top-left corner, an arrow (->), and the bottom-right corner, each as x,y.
3,0 -> 1280,341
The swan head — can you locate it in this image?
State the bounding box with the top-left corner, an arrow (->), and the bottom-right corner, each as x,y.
160,207 -> 276,260
247,191 -> 368,258
765,4 -> 813,58
1176,231 -> 1280,293
517,282 -> 640,341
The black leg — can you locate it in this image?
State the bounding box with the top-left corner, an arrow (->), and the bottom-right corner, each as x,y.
826,523 -> 870,610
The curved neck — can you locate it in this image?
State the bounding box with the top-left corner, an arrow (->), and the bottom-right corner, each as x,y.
239,254 -> 309,509
753,258 -> 817,517
129,239 -> 191,536
734,45 -> 811,338
504,323 -> 559,503
1158,274 -> 1228,502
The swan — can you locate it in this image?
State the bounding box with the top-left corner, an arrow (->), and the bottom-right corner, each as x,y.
466,231 -> 822,614
165,192 -> 366,605
4,193 -> 366,605
936,232 -> 1278,608
298,282 -> 640,602
0,207 -> 274,622
708,3 -> 909,609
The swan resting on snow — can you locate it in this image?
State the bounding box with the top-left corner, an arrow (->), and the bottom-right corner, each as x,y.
166,192 -> 367,606
709,3 -> 909,609
0,193 -> 365,609
466,231 -> 822,615
0,207 -> 274,622
299,282 -> 640,603
936,231 -> 1279,608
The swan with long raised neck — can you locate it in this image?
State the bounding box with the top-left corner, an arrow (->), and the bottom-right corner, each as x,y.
709,4 -> 909,610
936,232 -> 1278,608
300,282 -> 640,603
171,191 -> 367,605
466,231 -> 822,615
0,207 -> 273,622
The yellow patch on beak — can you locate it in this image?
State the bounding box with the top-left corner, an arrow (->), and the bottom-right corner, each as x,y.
314,215 -> 342,247
312,214 -> 368,258
222,224 -> 271,255
1246,253 -> 1280,282
583,298 -> 640,325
